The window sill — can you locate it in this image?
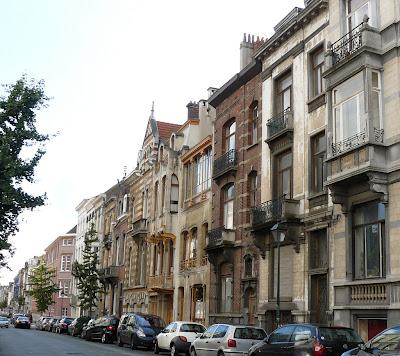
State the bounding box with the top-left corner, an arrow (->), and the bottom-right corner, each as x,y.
246,142 -> 259,151
307,93 -> 326,113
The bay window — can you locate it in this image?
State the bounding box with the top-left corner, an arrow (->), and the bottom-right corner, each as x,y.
184,148 -> 212,199
353,201 -> 385,279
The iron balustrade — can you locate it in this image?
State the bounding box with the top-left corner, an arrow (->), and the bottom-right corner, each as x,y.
207,227 -> 224,247
331,130 -> 367,156
374,128 -> 384,143
251,198 -> 283,227
267,108 -> 292,139
213,149 -> 238,178
331,22 -> 363,65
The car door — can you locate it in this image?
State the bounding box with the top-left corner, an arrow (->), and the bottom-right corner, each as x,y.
287,325 -> 313,356
158,323 -> 174,349
195,325 -> 218,356
119,316 -> 128,344
210,325 -> 230,355
258,325 -> 296,356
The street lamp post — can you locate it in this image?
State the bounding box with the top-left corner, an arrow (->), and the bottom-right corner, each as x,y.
60,290 -> 65,317
270,223 -> 287,328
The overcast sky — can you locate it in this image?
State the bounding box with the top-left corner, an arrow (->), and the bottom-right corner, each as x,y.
0,0 -> 304,284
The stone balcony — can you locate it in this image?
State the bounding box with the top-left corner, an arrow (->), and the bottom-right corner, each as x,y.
266,108 -> 293,144
101,265 -> 123,282
251,197 -> 300,231
131,218 -> 148,237
206,227 -> 235,249
148,274 -> 173,291
213,149 -> 238,180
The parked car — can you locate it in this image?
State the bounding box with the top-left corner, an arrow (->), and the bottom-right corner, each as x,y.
80,319 -> 95,339
15,316 -> 31,329
246,324 -> 363,356
52,319 -> 61,333
56,317 -> 75,334
85,315 -> 120,343
44,318 -> 59,331
11,313 -> 25,325
117,312 -> 165,349
191,324 -> 266,356
341,325 -> 400,355
69,316 -> 91,337
155,321 -> 205,356
0,316 -> 9,328
37,316 -> 52,331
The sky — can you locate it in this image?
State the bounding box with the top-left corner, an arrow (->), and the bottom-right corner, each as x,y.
0,0 -> 304,284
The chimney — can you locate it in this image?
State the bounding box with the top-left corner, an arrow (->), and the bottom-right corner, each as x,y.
240,33 -> 254,70
186,101 -> 199,120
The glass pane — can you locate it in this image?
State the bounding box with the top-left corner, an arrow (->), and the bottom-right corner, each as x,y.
370,326 -> 400,350
371,90 -> 380,129
280,74 -> 292,91
228,135 -> 235,151
334,107 -> 341,141
283,88 -> 291,110
226,185 -> 235,199
378,203 -> 385,220
366,224 -> 381,278
334,72 -> 363,104
282,169 -> 291,197
342,97 -> 358,139
372,72 -> 379,89
364,203 -> 378,224
280,151 -> 292,169
224,201 -> 234,229
354,227 -> 365,279
348,0 -> 368,13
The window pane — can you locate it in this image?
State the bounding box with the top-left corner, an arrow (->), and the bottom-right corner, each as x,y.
371,90 -> 380,129
366,224 -> 381,278
282,169 -> 291,197
334,72 -> 363,104
335,108 -> 341,140
224,200 -> 234,229
283,89 -> 291,110
342,97 -> 358,138
354,227 -> 365,279
280,152 -> 292,169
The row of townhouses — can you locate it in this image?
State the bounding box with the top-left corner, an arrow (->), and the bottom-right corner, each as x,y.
5,0 -> 400,341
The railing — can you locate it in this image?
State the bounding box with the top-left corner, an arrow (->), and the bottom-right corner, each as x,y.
148,274 -> 173,289
132,218 -> 148,236
201,255 -> 208,266
180,259 -> 197,271
374,128 -> 384,143
251,198 -> 282,227
207,227 -> 235,248
331,130 -> 367,156
102,235 -> 112,248
331,22 -> 363,65
267,108 -> 293,139
213,149 -> 238,178
102,265 -> 121,279
351,283 -> 387,304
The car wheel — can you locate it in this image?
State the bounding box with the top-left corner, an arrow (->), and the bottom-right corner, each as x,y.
85,333 -> 91,341
190,347 -> 197,356
170,343 -> 176,356
130,337 -> 137,350
154,340 -> 160,354
117,334 -> 123,347
81,331 -> 85,339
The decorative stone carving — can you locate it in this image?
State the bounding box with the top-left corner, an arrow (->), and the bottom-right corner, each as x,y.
367,172 -> 388,203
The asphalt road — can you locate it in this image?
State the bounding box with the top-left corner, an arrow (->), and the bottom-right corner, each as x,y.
0,326 -> 156,356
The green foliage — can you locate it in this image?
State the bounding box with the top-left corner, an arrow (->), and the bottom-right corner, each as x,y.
17,295 -> 25,307
72,223 -> 103,317
0,75 -> 50,267
27,260 -> 59,314
0,300 -> 8,309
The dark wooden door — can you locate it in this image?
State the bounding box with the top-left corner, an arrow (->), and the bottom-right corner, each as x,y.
310,274 -> 328,324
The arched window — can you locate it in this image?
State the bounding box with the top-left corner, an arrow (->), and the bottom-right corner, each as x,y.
170,174 -> 179,213
157,242 -> 164,275
223,184 -> 235,229
248,171 -> 258,208
154,181 -> 159,217
190,228 -> 197,259
123,194 -> 129,214
225,121 -> 236,152
161,176 -> 166,213
244,255 -> 253,278
249,102 -> 258,145
183,231 -> 189,261
168,240 -> 174,275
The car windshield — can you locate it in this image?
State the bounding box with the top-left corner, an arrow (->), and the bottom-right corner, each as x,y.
0,317 -> 7,321
136,315 -> 165,328
63,318 -> 74,323
180,324 -> 205,333
370,326 -> 400,351
319,327 -> 363,343
17,317 -> 29,321
234,327 -> 267,340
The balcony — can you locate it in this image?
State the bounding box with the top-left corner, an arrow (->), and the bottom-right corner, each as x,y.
251,197 -> 300,231
101,265 -> 123,282
180,256 -> 208,272
266,108 -> 293,143
213,149 -> 238,179
206,227 -> 235,249
148,274 -> 173,292
331,22 -> 363,66
132,218 -> 148,237
350,283 -> 387,305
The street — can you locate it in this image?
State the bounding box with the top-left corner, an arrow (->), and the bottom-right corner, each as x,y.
0,326 -> 155,356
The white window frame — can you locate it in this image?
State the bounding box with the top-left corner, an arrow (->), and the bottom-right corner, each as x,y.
346,0 -> 378,30
60,255 -> 72,272
371,70 -> 383,130
58,280 -> 70,297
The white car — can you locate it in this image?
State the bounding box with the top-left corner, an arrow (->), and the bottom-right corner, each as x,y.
0,317 -> 9,328
155,321 -> 205,356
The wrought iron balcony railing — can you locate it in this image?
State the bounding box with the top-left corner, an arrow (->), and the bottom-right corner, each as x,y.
331,130 -> 367,156
206,227 -> 235,248
213,149 -> 238,179
267,108 -> 293,139
251,198 -> 282,227
331,22 -> 363,65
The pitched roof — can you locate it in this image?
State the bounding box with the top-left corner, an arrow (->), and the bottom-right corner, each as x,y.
156,121 -> 181,142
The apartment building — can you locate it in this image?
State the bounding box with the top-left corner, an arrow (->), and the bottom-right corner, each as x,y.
207,35 -> 263,326
45,227 -> 76,317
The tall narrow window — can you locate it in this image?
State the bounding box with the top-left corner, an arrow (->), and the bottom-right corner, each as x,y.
183,232 -> 190,261
154,181 -> 159,217
309,229 -> 328,269
220,263 -> 233,313
190,228 -> 197,259
225,121 -> 236,152
248,171 -> 258,207
128,247 -> 132,286
168,240 -> 174,275
276,71 -> 292,113
115,237 -> 120,265
159,145 -> 164,162
311,47 -> 325,97
311,132 -> 326,194
161,176 -> 166,213
371,71 -> 382,130
249,103 -> 258,145
353,201 -> 385,279
275,151 -> 292,198
347,0 -> 371,30
142,189 -> 149,218
223,184 -> 235,229
244,255 -> 253,278
170,175 -> 179,213
131,199 -> 135,221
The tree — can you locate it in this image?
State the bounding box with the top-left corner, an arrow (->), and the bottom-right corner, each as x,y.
17,295 -> 25,311
72,223 -> 103,317
0,299 -> 7,309
0,75 -> 50,267
27,260 -> 59,314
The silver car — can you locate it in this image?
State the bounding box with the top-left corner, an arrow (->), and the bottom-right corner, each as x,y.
191,324 -> 267,356
0,316 -> 9,328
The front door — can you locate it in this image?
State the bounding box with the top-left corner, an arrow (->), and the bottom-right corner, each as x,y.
310,274 -> 328,324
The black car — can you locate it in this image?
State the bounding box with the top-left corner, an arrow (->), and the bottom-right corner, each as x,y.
341,325 -> 400,355
85,315 -> 120,343
14,316 -> 31,329
117,312 -> 165,349
56,317 -> 74,334
69,316 -> 91,337
80,319 -> 95,339
248,324 -> 363,356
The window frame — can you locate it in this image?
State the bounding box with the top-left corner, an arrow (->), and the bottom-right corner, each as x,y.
274,150 -> 293,199
223,183 -> 235,229
275,70 -> 292,114
310,131 -> 326,194
310,46 -> 325,98
60,255 -> 72,272
224,120 -> 236,152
